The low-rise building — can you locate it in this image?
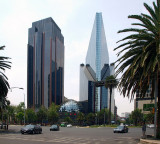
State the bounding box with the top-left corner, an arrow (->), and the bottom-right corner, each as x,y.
134,97 -> 155,114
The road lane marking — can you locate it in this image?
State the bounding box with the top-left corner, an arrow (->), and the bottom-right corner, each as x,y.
0,134 -> 138,144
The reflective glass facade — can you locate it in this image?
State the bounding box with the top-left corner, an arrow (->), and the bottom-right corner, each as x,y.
27,17 -> 64,110
79,13 -> 115,113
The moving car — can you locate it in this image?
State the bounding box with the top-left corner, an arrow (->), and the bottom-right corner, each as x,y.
50,125 -> 60,131
67,124 -> 72,128
21,124 -> 42,134
113,125 -> 128,133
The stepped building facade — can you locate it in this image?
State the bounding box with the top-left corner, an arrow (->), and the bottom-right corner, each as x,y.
79,13 -> 115,113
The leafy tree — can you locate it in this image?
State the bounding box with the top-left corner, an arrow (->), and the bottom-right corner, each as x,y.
97,109 -> 109,125
105,75 -> 118,124
144,111 -> 154,124
114,0 -> 160,138
64,116 -> 73,124
7,105 -> 16,124
48,103 -> 59,124
26,108 -> 36,124
36,106 -> 47,124
16,102 -> 25,113
77,112 -> 85,126
130,109 -> 143,126
86,113 -> 95,126
125,115 -> 133,125
16,112 -> 24,125
2,111 -> 8,121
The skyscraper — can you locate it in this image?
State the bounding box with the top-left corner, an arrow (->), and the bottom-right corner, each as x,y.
79,13 -> 115,113
27,17 -> 64,110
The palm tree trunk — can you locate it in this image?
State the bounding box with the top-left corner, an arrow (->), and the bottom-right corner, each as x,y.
109,86 -> 112,125
157,76 -> 160,138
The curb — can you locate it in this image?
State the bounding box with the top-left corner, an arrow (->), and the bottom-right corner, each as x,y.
140,139 -> 160,144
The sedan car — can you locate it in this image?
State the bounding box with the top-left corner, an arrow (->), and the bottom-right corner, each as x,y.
67,124 -> 72,128
113,125 -> 128,133
21,124 -> 42,134
50,125 -> 60,131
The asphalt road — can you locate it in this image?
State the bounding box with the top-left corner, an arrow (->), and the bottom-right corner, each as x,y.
0,125 -> 154,144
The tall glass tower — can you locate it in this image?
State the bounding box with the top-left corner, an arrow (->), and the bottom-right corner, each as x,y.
79,13 -> 115,113
27,17 -> 64,110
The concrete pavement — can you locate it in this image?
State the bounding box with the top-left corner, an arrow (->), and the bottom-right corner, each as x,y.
1,125 -> 159,144
140,139 -> 160,144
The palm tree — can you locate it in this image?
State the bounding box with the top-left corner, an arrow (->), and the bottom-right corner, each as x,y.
0,46 -> 11,122
105,75 -> 118,125
0,46 -> 11,98
114,0 -> 160,138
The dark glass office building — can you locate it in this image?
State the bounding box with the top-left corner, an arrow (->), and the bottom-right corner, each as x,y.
27,17 -> 64,110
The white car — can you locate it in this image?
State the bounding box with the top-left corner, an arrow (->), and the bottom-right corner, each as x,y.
147,124 -> 154,128
67,124 -> 72,128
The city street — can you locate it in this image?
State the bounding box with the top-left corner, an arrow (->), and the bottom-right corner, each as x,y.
0,125 -> 154,144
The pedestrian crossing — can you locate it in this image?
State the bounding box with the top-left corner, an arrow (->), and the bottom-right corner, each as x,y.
0,133 -> 138,144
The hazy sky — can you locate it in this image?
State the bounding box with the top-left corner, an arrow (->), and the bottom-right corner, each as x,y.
0,0 -> 155,115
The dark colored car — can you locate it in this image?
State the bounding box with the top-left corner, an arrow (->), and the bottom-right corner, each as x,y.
113,125 -> 128,133
50,125 -> 60,131
21,124 -> 42,134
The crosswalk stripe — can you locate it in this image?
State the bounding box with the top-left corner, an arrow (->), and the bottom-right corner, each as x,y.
0,134 -> 137,144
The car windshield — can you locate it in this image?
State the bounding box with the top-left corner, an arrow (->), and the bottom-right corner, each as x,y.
117,126 -> 124,129
25,125 -> 34,129
51,125 -> 58,128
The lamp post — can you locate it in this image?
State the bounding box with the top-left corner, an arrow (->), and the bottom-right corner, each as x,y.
10,87 -> 25,125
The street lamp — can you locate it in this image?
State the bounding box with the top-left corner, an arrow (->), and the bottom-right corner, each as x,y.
10,87 -> 25,125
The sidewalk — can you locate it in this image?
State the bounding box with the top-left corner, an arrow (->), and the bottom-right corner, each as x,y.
140,138 -> 160,144
0,126 -> 20,134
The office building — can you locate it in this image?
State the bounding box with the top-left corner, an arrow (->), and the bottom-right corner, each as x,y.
134,98 -> 155,114
27,17 -> 64,110
121,112 -> 130,118
79,13 -> 115,113
134,83 -> 157,114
